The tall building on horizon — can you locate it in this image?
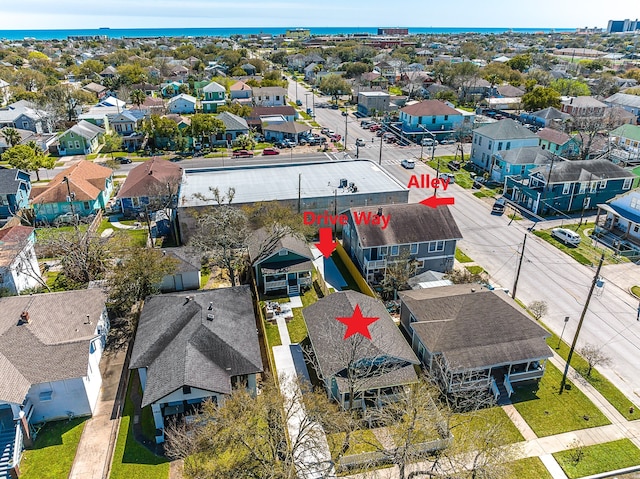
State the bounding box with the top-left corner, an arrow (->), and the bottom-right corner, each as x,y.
607,19 -> 639,34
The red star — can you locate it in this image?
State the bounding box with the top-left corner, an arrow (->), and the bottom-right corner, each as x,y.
336,304 -> 379,340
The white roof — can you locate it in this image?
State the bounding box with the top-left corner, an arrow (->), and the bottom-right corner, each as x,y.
169,93 -> 197,104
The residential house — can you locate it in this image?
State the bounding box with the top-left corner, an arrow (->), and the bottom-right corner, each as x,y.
360,72 -> 389,90
0,290 -> 109,474
252,87 -> 287,107
373,61 -> 397,84
229,81 -> 252,103
214,111 -> 249,146
161,81 -> 183,98
240,63 -> 257,76
247,227 -> 314,296
109,110 -> 147,151
561,96 -> 607,118
130,82 -> 159,97
609,124 -> 640,158
0,101 -> 52,134
490,147 -> 556,183
471,119 -> 540,172
342,203 -> 462,284
0,168 -> 31,221
57,120 -> 104,156
129,286 -> 263,442
303,290 -> 419,410
0,225 -> 42,295
0,129 -> 56,155
81,82 -> 109,100
505,158 -> 635,215
495,85 -> 525,98
159,247 -> 201,292
201,81 -> 226,113
99,65 -> 117,79
116,157 -> 181,217
167,94 -> 197,114
399,285 -> 552,401
248,106 -> 297,130
263,121 -> 312,143
0,128 -> 33,154
594,189 -> 640,259
31,160 -> 114,223
520,107 -> 571,128
357,91 -> 390,117
604,92 -> 640,121
398,100 -> 468,142
537,128 -> 580,157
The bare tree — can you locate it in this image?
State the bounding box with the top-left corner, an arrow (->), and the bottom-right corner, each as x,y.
381,250 -> 418,300
578,343 -> 612,377
444,267 -> 488,285
528,300 -> 548,321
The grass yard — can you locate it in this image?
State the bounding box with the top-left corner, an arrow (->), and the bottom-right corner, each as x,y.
36,224 -> 89,242
20,418 -> 86,479
455,248 -> 474,263
450,406 -> 524,446
264,320 -> 282,348
632,285 -> 640,297
511,362 -> 610,437
533,223 -> 628,266
553,439 -> 640,478
327,429 -> 382,461
464,265 -> 485,275
506,457 -> 553,479
287,287 -> 316,343
545,331 -> 638,420
110,376 -> 170,479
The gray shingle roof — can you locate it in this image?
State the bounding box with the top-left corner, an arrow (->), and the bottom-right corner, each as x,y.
303,291 -> 418,394
216,111 -> 249,131
495,146 -> 556,166
349,203 -> 462,248
605,92 -> 640,109
532,158 -> 634,183
0,290 -> 107,404
474,119 -> 538,141
202,81 -> 225,93
0,167 -> 26,196
531,107 -> 571,122
400,285 -> 551,371
130,286 -> 263,407
247,227 -> 313,265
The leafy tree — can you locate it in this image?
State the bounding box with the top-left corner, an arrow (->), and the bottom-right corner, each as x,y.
343,62 -> 371,78
116,63 -> 146,85
522,85 -> 561,111
482,62 -> 523,86
40,84 -> 95,123
318,74 -> 351,102
380,250 -> 418,300
450,61 -> 481,101
178,83 -> 190,94
623,68 -> 640,82
507,53 -> 533,72
189,113 -> 225,146
13,69 -> 48,92
129,88 -> 146,108
74,59 -> 105,79
143,115 -> 182,151
243,202 -> 316,240
3,143 -> 54,181
217,103 -> 252,117
1,127 -> 21,147
550,78 -> 591,97
101,132 -> 123,160
232,134 -> 255,150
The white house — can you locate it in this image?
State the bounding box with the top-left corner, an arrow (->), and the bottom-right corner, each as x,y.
0,226 -> 42,295
0,289 -> 109,476
167,93 -> 197,114
470,119 -> 540,172
252,87 -> 287,107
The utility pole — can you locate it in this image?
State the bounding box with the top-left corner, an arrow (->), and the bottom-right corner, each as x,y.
297,173 -> 301,213
344,108 -> 348,152
560,253 -> 605,394
512,233 -> 528,300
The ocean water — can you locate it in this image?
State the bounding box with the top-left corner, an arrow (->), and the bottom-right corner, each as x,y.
0,26 -> 574,41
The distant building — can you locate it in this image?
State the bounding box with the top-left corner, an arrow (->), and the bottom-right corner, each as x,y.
357,91 -> 390,116
607,19 -> 639,34
285,28 -> 310,39
377,28 -> 409,36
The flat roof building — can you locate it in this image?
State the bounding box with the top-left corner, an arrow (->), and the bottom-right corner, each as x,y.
177,160 -> 408,242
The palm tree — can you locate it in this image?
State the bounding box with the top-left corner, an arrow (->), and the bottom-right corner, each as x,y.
1,127 -> 21,147
130,89 -> 146,109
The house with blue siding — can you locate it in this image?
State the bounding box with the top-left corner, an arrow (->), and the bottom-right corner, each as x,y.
247,227 -> 314,296
471,119 -> 540,172
343,203 -> 462,285
167,94 -> 197,114
398,100 -> 468,142
505,158 -> 636,215
57,120 -> 104,156
31,160 -> 114,223
594,189 -> 640,259
490,147 -> 556,183
537,128 -> 580,158
0,167 -> 31,221
201,81 -> 226,113
214,111 -> 249,146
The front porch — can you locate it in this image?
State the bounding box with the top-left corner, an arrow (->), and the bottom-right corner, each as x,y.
593,206 -> 640,260
263,270 -> 312,296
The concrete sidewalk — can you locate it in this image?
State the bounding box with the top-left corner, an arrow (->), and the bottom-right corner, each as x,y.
69,348 -> 128,479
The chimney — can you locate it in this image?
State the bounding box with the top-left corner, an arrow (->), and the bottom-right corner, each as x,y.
185,296 -> 191,304
208,302 -> 213,311
85,314 -> 92,325
20,311 -> 30,324
377,207 -> 383,216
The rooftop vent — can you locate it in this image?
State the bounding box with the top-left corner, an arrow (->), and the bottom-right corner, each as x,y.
206,314 -> 215,321
208,302 -> 213,311
20,311 -> 30,324
339,178 -> 348,188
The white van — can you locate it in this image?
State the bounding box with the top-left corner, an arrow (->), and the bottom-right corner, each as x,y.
551,228 -> 581,246
401,159 -> 415,169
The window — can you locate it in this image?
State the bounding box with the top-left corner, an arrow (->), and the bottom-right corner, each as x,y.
506,142 -> 511,150
632,197 -> 640,210
39,387 -> 53,401
444,115 -> 448,121
410,243 -> 418,254
75,140 -> 80,149
623,178 -> 633,190
432,117 -> 436,124
590,181 -> 597,193
390,245 -> 399,256
562,183 -> 570,195
83,201 -> 90,210
428,241 -> 445,252
478,137 -> 482,146
276,95 -> 280,100
278,249 -> 288,256
488,141 -> 492,149
579,182 -> 586,194
22,121 -> 28,129
182,385 -> 192,395
498,142 -> 503,150
379,246 -> 388,257
634,225 -> 639,233
598,180 -> 607,189
68,141 -> 74,149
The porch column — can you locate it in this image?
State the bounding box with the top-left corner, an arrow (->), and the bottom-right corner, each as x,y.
151,403 -> 164,432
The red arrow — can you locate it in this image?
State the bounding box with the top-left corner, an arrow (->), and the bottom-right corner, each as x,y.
420,195 -> 455,209
315,227 -> 338,258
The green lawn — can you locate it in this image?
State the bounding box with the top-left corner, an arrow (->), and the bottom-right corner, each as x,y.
533,223 -> 628,266
506,457 -> 553,479
455,248 -> 473,263
327,429 -> 382,461
632,285 -> 640,297
511,363 -> 610,437
264,320 -> 282,348
553,439 -> 640,479
287,287 -> 316,343
110,376 -> 170,479
545,332 -> 638,420
20,418 -> 87,479
450,406 -> 524,446
464,265 -> 485,275
36,224 -> 89,242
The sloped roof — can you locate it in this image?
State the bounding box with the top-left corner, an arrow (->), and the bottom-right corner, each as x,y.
532,158 -> 634,183
216,111 -> 249,131
610,124 -> 640,142
31,160 -> 112,204
130,286 -> 263,407
531,107 -> 571,122
116,157 -> 181,200
247,227 -> 313,265
606,92 -> 640,109
400,285 -> 551,371
0,167 -> 28,195
82,82 -> 107,94
230,81 -> 252,92
0,225 -> 34,268
66,120 -> 104,140
537,128 -> 571,145
202,81 -> 225,93
303,291 -> 419,394
349,203 -> 462,248
495,146 -> 556,166
0,289 -> 107,404
496,84 -> 525,97
474,118 -> 538,140
263,121 -> 311,134
562,96 -> 607,109
605,190 -> 640,224
400,100 -> 460,117
168,93 -> 197,104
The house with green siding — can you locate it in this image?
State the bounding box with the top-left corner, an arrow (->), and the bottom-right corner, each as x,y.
201,81 -> 226,113
57,120 -> 104,156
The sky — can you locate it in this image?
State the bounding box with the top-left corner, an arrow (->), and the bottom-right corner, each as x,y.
0,0 -> 638,30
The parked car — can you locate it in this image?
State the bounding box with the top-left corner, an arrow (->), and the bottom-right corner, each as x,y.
296,99 -> 302,106
355,138 -> 366,147
447,160 -> 461,171
492,197 -> 506,215
54,212 -> 79,226
330,133 -> 342,142
262,147 -> 280,155
360,120 -> 374,128
421,138 -> 438,146
341,111 -> 348,116
401,159 -> 415,169
117,157 -> 132,164
369,124 -> 381,131
376,130 -> 385,137
232,149 -> 254,158
439,173 -> 455,183
551,228 -> 581,246
440,139 -> 456,145
321,127 -> 330,135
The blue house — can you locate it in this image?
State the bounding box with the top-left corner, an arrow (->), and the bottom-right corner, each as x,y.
490,146 -> 556,183
537,128 -> 580,158
505,158 -> 636,216
398,100 -> 469,142
595,189 -> 640,259
31,160 -> 114,223
0,167 -> 31,221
